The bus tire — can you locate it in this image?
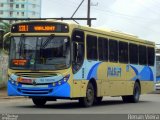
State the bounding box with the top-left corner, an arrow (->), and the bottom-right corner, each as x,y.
94,97 -> 103,104
32,97 -> 47,107
122,96 -> 130,103
79,82 -> 95,107
122,82 -> 140,103
130,82 -> 141,103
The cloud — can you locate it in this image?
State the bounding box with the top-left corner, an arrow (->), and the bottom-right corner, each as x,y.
42,0 -> 160,43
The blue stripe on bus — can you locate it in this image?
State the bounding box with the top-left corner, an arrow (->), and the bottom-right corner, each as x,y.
148,67 -> 154,81
87,62 -> 101,80
130,65 -> 154,81
130,65 -> 138,75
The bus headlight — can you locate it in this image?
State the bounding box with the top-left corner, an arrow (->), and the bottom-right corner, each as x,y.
11,80 -> 15,84
52,74 -> 70,86
63,78 -> 67,82
58,81 -> 61,85
52,83 -> 56,86
10,78 -> 18,86
15,81 -> 18,86
63,74 -> 70,82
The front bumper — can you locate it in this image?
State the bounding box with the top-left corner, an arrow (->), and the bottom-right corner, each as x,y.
8,81 -> 71,97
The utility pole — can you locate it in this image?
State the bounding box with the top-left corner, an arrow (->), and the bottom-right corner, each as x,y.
87,0 -> 91,27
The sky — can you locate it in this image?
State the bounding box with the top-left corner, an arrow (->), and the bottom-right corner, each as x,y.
41,0 -> 160,45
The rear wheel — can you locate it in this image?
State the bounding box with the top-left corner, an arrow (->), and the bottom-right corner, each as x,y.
32,97 -> 47,107
131,82 -> 141,103
79,83 -> 95,107
122,96 -> 130,103
122,82 -> 140,103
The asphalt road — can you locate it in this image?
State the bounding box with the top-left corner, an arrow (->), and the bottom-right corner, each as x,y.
0,93 -> 160,114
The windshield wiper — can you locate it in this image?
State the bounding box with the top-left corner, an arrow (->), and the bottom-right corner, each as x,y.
19,34 -> 25,57
41,34 -> 55,49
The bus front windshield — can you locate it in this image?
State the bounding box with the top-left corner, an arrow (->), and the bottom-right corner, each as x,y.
9,36 -> 70,70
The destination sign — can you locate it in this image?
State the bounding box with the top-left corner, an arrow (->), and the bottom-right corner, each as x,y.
11,22 -> 69,33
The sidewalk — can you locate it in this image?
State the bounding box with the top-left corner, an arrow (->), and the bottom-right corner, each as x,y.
0,87 -> 8,98
0,87 -> 24,99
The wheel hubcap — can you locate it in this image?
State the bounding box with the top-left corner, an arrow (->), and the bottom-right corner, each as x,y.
86,88 -> 94,102
135,87 -> 139,100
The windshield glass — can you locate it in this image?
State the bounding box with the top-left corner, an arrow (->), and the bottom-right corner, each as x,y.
9,36 -> 70,70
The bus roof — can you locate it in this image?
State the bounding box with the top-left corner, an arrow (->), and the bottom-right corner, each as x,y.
72,24 -> 155,46
11,20 -> 155,46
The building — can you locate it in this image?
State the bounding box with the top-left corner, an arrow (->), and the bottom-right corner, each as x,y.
0,0 -> 41,24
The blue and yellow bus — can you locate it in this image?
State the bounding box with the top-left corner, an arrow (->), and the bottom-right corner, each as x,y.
5,20 -> 155,107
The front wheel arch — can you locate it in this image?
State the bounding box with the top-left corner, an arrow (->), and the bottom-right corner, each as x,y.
89,78 -> 97,96
79,82 -> 95,107
89,78 -> 103,104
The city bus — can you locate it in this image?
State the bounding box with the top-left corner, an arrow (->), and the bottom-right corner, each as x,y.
4,20 -> 155,107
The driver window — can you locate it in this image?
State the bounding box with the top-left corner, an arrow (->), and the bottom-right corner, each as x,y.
72,30 -> 84,73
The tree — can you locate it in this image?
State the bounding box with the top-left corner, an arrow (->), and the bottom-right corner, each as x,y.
0,21 -> 11,49
0,21 -> 10,33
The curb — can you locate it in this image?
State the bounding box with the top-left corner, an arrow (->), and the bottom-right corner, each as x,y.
0,96 -> 27,99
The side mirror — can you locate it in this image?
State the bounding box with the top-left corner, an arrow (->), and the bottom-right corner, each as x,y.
3,32 -> 11,54
72,42 -> 78,62
72,42 -> 83,63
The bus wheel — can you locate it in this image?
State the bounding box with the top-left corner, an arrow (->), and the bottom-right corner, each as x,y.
94,97 -> 103,104
131,82 -> 141,103
79,83 -> 95,107
122,82 -> 140,103
32,97 -> 47,107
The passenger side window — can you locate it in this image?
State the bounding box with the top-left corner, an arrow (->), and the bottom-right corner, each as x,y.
139,45 -> 147,65
109,39 -> 118,62
119,41 -> 128,63
98,37 -> 108,61
87,35 -> 98,60
147,47 -> 155,66
129,43 -> 138,64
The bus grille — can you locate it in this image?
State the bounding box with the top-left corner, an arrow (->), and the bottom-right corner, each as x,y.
15,72 -> 57,78
18,88 -> 53,94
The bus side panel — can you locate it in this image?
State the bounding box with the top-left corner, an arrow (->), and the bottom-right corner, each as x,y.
97,62 -> 109,96
126,65 -> 138,95
71,80 -> 88,97
140,81 -> 154,94
71,62 -> 155,98
98,62 -> 133,96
